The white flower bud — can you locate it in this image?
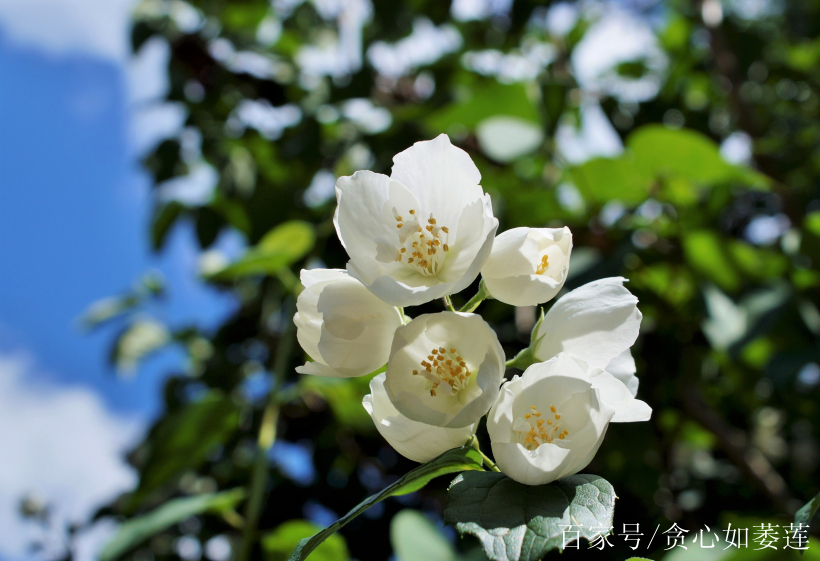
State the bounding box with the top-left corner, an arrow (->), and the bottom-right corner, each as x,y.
383,312 -> 506,429
363,373 -> 475,463
487,354 -> 614,486
334,134 -> 499,307
482,227 -> 573,307
293,269 -> 402,378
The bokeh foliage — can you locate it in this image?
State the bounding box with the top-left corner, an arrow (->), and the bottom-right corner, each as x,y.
79,0 -> 820,559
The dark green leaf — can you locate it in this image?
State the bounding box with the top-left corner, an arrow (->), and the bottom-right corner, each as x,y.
129,392 -> 241,508
795,491 -> 820,529
264,520 -> 349,561
101,489 -> 245,561
287,447 -> 484,561
207,220 -> 315,281
444,472 -> 616,561
151,201 -> 185,252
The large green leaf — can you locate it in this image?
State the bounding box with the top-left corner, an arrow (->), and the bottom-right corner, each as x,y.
130,392 -> 241,508
207,220 -> 315,281
682,230 -> 742,292
569,156 -> 651,204
288,447 -> 484,561
444,472 -> 616,561
391,509 -> 457,561
264,521 -> 349,561
425,80 -> 540,133
101,488 -> 245,561
628,125 -> 768,188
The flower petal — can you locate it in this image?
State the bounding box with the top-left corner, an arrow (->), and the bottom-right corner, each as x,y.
534,277 -> 641,370
587,367 -> 652,423
363,373 -> 474,463
390,134 -> 483,227
606,349 -> 639,397
334,170 -> 394,284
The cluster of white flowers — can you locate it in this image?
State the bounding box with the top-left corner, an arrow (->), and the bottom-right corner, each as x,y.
293,134 -> 651,486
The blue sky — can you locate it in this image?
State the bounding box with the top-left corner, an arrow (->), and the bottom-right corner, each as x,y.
0,15 -> 236,559
0,28 -> 235,415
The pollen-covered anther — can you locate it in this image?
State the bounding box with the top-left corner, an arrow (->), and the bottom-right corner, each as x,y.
536,255 -> 550,275
416,345 -> 472,396
515,404 -> 569,450
392,209 -> 450,276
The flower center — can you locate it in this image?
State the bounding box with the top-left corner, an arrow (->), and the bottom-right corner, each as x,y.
514,404 -> 569,450
535,255 -> 549,275
393,208 -> 450,277
412,346 -> 472,397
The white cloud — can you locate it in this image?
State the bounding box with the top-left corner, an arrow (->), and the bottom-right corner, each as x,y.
0,352 -> 140,561
0,0 -> 136,62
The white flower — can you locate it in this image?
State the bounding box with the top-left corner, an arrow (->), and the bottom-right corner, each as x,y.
363,373 -> 475,463
531,277 -> 650,421
334,134 -> 498,307
293,269 -> 403,378
383,312 -> 505,428
481,227 -> 572,307
488,354 -> 614,486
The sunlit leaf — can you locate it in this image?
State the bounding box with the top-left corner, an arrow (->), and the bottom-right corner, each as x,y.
425,80 -> 540,133
111,318 -> 171,374
444,472 -> 616,561
207,220 -> 315,281
569,156 -> 651,204
264,520 -> 349,561
390,509 -> 456,561
101,488 -> 245,561
288,447 -> 484,561
682,230 -> 742,292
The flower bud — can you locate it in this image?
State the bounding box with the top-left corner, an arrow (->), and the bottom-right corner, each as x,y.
363,373 -> 474,463
294,269 -> 402,378
481,227 -> 572,307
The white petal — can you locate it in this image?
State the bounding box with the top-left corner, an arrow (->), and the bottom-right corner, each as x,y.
390,134 -> 483,227
334,170 -> 394,284
606,349 -> 639,397
482,227 -> 540,278
587,367 -> 651,423
484,274 -> 564,308
363,373 -> 474,463
534,277 -> 641,370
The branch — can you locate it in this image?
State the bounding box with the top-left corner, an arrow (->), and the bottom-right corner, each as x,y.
680,385 -> 795,514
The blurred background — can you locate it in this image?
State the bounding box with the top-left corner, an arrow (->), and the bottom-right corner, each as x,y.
1,0 -> 819,560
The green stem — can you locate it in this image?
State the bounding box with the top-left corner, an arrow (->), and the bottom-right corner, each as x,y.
467,435 -> 501,472
443,295 -> 456,312
505,347 -> 537,371
459,280 -> 490,313
237,298 -> 295,561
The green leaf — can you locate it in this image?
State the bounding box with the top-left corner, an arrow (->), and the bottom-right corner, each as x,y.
300,373 -> 380,432
682,230 -> 742,292
288,446 -> 484,561
569,156 -> 651,204
129,392 -> 241,508
101,488 -> 245,561
795,491 -> 820,529
151,201 -> 184,252
425,80 -> 540,133
110,319 -> 171,373
443,471 -> 616,561
208,220 -> 315,281
264,521 -> 349,561
800,211 -> 820,266
628,125 -> 769,188
391,509 -> 457,561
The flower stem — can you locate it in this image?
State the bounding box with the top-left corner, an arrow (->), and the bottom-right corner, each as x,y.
237,297 -> 295,561
443,295 -> 456,312
467,435 -> 501,473
505,347 -> 536,371
459,280 -> 490,313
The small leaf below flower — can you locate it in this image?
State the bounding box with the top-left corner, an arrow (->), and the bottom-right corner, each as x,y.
444,471 -> 616,561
